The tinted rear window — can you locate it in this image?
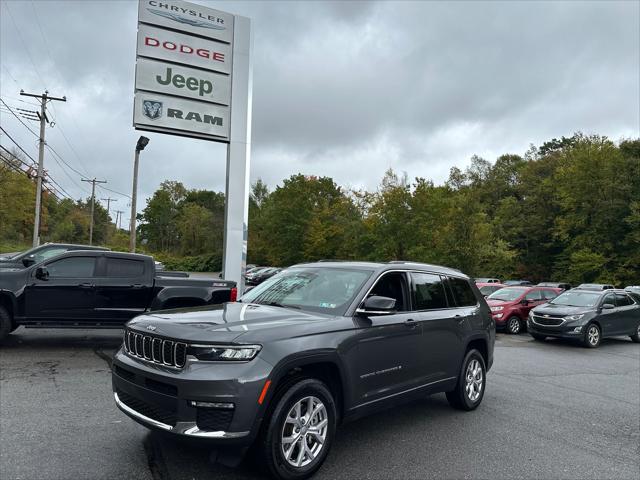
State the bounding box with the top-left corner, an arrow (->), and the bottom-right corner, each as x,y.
105,258 -> 145,277
448,277 -> 477,306
411,272 -> 448,309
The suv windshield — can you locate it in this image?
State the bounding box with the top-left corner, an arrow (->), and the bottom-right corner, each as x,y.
549,290 -> 601,307
241,267 -> 373,315
487,287 -> 526,301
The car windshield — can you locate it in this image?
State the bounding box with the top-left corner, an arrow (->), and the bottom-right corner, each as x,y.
549,290 -> 601,307
479,285 -> 499,295
475,278 -> 491,282
487,287 -> 526,301
240,267 -> 373,315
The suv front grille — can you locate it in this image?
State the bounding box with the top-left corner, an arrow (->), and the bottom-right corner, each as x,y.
123,329 -> 187,369
532,315 -> 564,327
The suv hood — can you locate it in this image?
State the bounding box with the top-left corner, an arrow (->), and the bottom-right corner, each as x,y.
128,302 -> 337,344
533,304 -> 593,316
486,299 -> 516,307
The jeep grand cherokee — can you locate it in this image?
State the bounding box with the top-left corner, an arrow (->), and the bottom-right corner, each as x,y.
112,261 -> 494,479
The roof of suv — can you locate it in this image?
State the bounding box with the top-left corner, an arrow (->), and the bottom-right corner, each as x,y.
292,260 -> 468,278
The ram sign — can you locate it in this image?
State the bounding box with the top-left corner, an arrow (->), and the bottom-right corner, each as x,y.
134,0 -> 235,142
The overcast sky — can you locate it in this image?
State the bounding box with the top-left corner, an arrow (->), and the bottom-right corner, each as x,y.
1,0 -> 638,227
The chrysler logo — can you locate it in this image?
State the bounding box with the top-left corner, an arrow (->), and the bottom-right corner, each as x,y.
147,8 -> 226,30
146,325 -> 157,331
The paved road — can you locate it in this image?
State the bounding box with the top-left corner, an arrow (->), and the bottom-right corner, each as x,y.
1,329 -> 638,480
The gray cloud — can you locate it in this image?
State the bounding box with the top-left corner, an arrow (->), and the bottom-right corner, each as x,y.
1,0 -> 638,227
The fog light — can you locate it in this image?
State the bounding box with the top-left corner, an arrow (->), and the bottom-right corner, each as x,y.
573,326 -> 583,333
189,401 -> 234,409
494,313 -> 503,319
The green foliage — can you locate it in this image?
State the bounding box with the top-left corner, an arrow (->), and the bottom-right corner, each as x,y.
2,136 -> 638,283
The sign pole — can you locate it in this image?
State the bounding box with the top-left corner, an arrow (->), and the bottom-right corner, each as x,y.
222,15 -> 252,294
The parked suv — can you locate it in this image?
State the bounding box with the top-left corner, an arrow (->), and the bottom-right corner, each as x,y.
112,261 -> 494,479
528,289 -> 640,347
486,286 -> 561,334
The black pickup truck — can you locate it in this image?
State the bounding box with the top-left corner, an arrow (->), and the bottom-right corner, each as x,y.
0,250 -> 236,340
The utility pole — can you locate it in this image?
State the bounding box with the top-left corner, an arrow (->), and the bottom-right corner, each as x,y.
101,197 -> 117,220
82,178 -> 107,245
20,90 -> 66,247
115,210 -> 124,230
130,136 -> 149,252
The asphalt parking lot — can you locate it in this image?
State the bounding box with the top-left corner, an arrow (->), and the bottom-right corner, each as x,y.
1,329 -> 638,480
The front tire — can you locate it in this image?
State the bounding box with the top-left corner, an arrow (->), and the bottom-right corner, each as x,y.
446,349 -> 487,411
506,316 -> 522,334
0,305 -> 13,342
260,378 -> 336,480
630,324 -> 640,343
583,323 -> 601,348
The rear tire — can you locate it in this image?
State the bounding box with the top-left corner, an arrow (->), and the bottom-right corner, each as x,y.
506,316 -> 522,334
583,323 -> 601,348
0,305 -> 13,342
630,324 -> 640,343
530,333 -> 546,341
259,378 -> 337,480
446,349 -> 486,411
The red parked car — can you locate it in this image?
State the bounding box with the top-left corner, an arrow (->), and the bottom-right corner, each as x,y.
486,286 -> 562,334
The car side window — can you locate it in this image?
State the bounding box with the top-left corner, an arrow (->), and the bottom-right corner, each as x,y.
525,290 -> 543,301
46,257 -> 96,278
542,289 -> 558,300
615,294 -> 633,307
602,294 -> 616,306
411,272 -> 448,310
369,272 -> 408,312
33,247 -> 68,263
105,258 -> 145,277
447,277 -> 477,307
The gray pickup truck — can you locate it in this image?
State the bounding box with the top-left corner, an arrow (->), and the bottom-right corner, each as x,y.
0,250 -> 236,340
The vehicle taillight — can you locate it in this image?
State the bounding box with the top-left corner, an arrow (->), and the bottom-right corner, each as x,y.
229,287 -> 238,302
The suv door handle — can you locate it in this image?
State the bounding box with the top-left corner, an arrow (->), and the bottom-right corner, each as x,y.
78,283 -> 94,289
455,315 -> 465,323
130,284 -> 144,289
404,318 -> 417,328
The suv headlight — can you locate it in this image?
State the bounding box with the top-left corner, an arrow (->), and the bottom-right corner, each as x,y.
190,344 -> 262,361
565,314 -> 585,321
490,306 -> 504,312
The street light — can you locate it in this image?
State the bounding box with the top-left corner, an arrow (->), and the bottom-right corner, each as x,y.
130,136 -> 149,252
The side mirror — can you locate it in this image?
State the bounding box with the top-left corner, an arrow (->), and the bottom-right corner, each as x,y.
356,295 -> 397,315
35,266 -> 49,281
23,256 -> 36,267
601,303 -> 615,310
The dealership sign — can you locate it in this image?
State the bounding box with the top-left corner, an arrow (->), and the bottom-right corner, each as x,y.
134,0 -> 235,142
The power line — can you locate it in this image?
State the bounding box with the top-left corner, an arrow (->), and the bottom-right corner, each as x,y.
0,98 -> 39,138
0,125 -> 37,165
45,143 -> 87,179
97,183 -> 132,200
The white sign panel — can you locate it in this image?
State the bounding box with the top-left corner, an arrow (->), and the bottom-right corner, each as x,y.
138,0 -> 233,44
137,23 -> 231,75
136,58 -> 230,105
133,91 -> 229,140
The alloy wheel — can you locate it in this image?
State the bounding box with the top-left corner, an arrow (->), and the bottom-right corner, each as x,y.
280,396 -> 328,468
587,325 -> 600,346
465,359 -> 483,402
508,317 -> 521,334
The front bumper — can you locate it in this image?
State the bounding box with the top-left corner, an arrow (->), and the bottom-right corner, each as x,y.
526,319 -> 584,339
111,347 -> 273,444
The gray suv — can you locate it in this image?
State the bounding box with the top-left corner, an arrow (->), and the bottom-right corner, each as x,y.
112,261 -> 495,479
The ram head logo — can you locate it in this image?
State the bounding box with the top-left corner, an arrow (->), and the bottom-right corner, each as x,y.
142,100 -> 162,120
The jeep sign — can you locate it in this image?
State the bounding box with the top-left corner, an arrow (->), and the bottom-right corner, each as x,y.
133,92 -> 229,140
136,58 -> 230,105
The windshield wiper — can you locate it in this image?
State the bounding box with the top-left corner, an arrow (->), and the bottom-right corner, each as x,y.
261,301 -> 301,310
